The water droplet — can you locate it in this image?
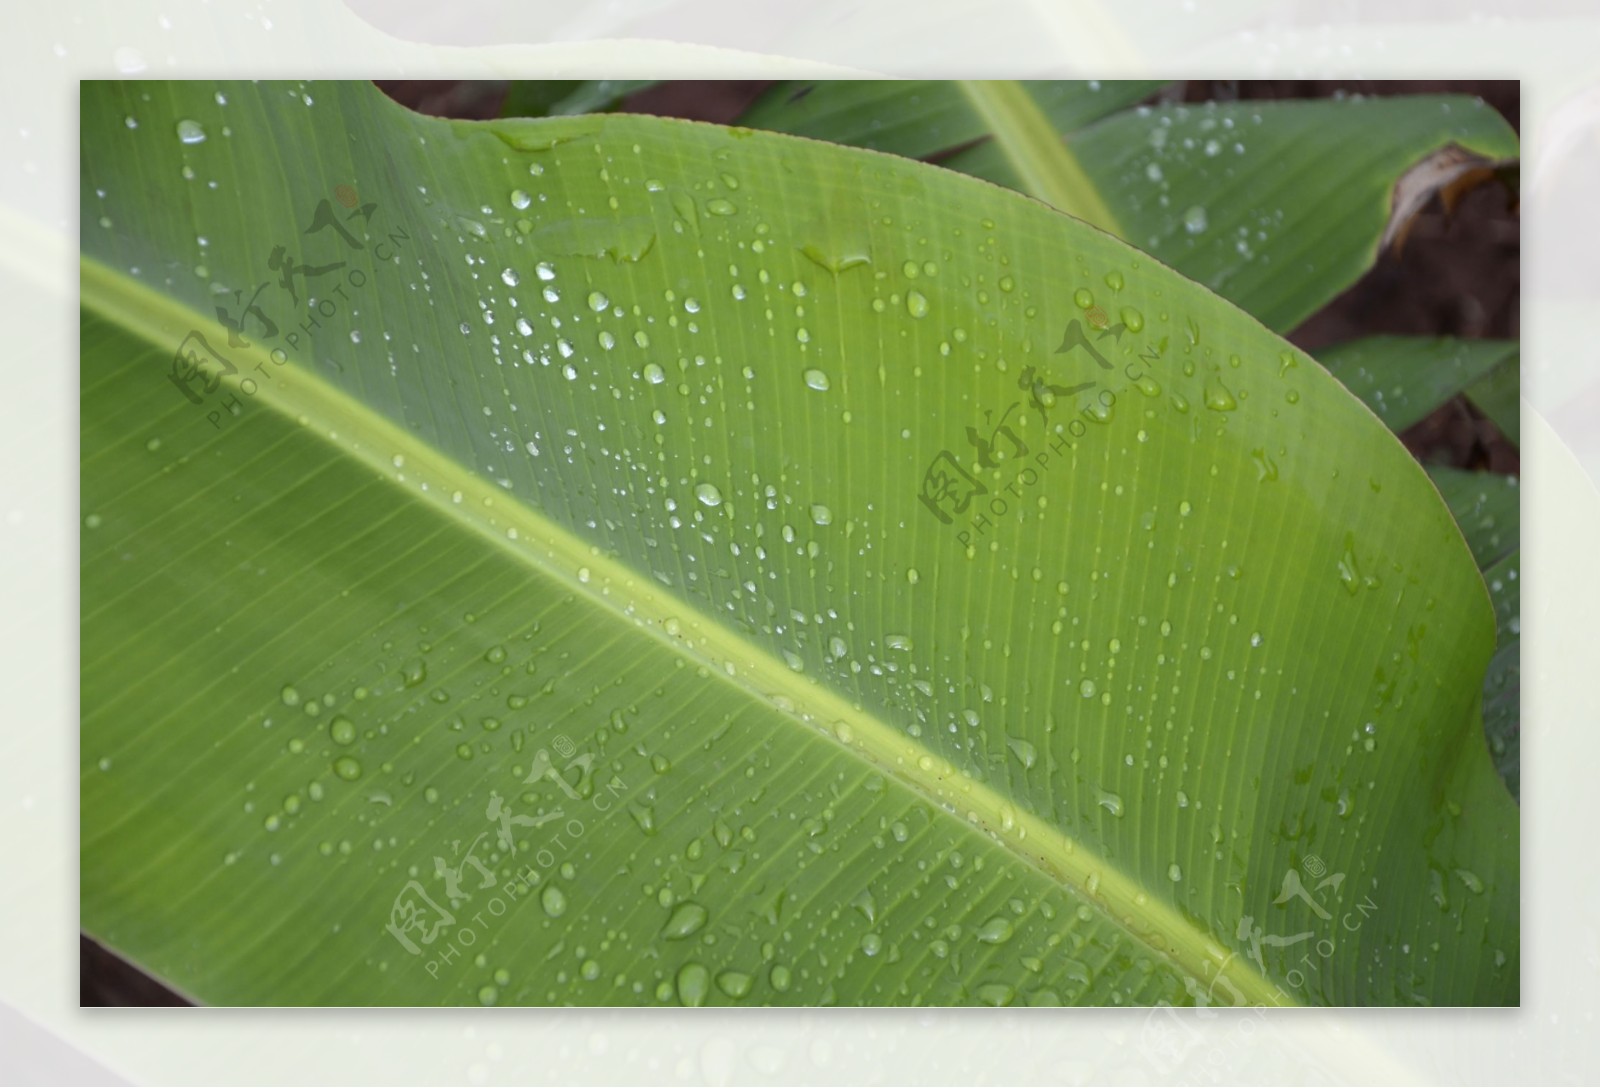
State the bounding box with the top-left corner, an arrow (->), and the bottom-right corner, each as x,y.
587,290 -> 609,312
1119,307 -> 1144,332
477,984 -> 498,1006
1456,869 -> 1484,894
1079,678 -> 1097,698
643,362 -> 666,384
976,917 -> 1015,944
809,504 -> 832,526
1104,271 -> 1125,291
976,982 -> 1015,1006
706,198 -> 737,217
1252,448 -> 1279,481
500,268 -> 519,287
510,189 -> 531,210
661,901 -> 708,939
1183,206 -> 1209,233
800,243 -> 870,276
175,119 -> 206,145
1337,535 -> 1363,595
1073,288 -> 1094,309
1203,374 -> 1237,412
333,756 -> 362,781
1007,737 -> 1038,769
541,884 -> 567,917
1168,863 -> 1183,882
1097,790 -> 1124,817
695,483 -> 723,508
402,658 -> 427,687
677,963 -> 710,1006
716,971 -> 752,999
770,964 -> 792,991
328,716 -> 356,746
803,368 -> 830,391
905,290 -> 929,319
280,684 -> 301,707
859,933 -> 883,956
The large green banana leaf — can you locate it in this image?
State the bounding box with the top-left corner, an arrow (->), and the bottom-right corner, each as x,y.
80,80 -> 1517,1006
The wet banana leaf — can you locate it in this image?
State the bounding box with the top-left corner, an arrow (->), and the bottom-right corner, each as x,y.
80,80 -> 1517,1006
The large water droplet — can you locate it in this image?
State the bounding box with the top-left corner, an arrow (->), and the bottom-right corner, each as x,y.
976,917 -> 1015,944
328,716 -> 356,746
677,963 -> 710,1006
661,901 -> 708,939
1203,374 -> 1237,412
716,971 -> 752,999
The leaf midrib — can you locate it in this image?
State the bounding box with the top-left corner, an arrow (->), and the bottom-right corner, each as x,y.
81,253 -> 1292,1007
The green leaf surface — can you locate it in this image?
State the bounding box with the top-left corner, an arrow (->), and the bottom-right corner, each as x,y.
1320,336 -> 1519,435
80,80 -> 1517,1006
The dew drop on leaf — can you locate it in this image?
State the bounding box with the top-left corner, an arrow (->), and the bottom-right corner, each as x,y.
328,716 -> 356,746
661,901 -> 708,939
677,963 -> 710,1006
